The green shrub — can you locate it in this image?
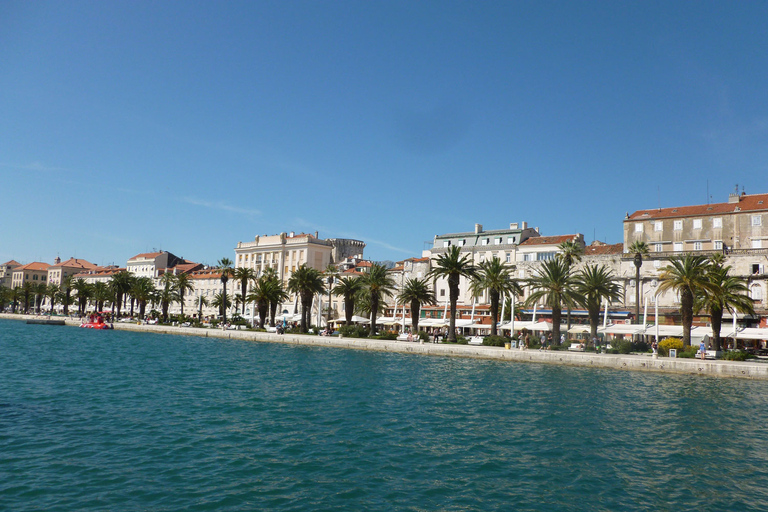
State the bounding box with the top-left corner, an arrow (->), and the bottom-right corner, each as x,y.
722,350 -> 755,361
339,324 -> 369,338
616,340 -> 633,354
483,335 -> 509,347
376,332 -> 398,340
418,331 -> 429,342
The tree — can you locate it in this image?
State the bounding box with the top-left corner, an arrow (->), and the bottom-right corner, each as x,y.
360,263 -> 396,336
233,267 -> 256,315
45,283 -> 59,314
398,277 -> 436,334
0,285 -> 8,312
9,286 -> 22,313
73,279 -> 91,316
333,276 -> 362,326
174,272 -> 194,317
91,282 -> 112,313
131,277 -> 155,319
109,270 -> 134,317
195,295 -> 208,321
262,270 -> 288,327
217,258 -> 234,323
526,258 -> 579,346
211,292 -> 232,319
657,255 -> 715,346
286,265 -> 326,333
246,280 -> 269,328
627,241 -> 650,324
695,262 -> 754,351
158,272 -> 177,322
33,282 -> 47,314
574,264 -> 622,341
470,257 -> 523,337
61,275 -> 74,316
426,246 -> 477,342
558,240 -> 584,330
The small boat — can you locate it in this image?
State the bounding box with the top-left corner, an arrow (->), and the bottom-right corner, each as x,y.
80,314 -> 113,330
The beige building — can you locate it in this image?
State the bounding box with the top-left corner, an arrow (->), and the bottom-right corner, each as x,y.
1,260 -> 21,288
127,251 -> 187,278
47,257 -> 98,286
11,262 -> 51,288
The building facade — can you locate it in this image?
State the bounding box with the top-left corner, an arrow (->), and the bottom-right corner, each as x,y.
47,257 -> 98,286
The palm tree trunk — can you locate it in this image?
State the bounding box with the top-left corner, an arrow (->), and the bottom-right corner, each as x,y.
711,306 -> 723,351
490,291 -> 499,337
681,288 -> 693,346
448,276 -> 459,342
411,300 -> 420,334
369,293 -> 379,336
552,307 -> 562,346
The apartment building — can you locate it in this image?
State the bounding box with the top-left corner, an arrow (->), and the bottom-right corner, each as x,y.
0,260 -> 21,287
47,257 -> 98,286
10,262 -> 51,288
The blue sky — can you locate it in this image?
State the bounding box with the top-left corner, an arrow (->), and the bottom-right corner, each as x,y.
2,1 -> 767,267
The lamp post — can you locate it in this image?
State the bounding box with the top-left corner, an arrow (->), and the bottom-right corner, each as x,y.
326,275 -> 334,328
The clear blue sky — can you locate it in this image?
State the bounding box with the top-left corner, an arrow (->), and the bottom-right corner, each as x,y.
2,1 -> 767,267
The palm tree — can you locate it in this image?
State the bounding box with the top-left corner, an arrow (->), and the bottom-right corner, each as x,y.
246,280 -> 269,328
287,265 -> 326,333
211,292 -> 232,321
526,258 -> 579,346
574,264 -> 622,341
695,262 -> 754,351
32,282 -> 46,314
627,241 -> 650,323
109,270 -> 134,318
9,286 -> 22,313
558,240 -> 584,331
131,277 -> 155,319
0,285 -> 8,312
233,267 -> 257,315
73,279 -> 91,316
470,257 -> 523,337
46,283 -> 59,314
398,277 -> 436,334
91,281 -> 112,313
195,295 -> 209,321
174,272 -> 194,317
333,276 -> 362,326
360,263 -> 396,336
61,275 -> 74,316
217,258 -> 234,323
426,246 -> 477,342
158,272 -> 177,322
656,255 -> 715,346
263,272 -> 288,327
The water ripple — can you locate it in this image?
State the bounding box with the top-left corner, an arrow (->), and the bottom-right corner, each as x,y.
2,319 -> 768,511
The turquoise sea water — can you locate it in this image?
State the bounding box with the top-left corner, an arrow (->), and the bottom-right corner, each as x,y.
2,319 -> 768,511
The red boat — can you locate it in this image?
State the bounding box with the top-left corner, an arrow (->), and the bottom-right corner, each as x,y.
80,314 -> 113,330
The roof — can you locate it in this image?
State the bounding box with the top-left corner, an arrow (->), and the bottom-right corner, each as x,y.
128,252 -> 164,261
188,269 -> 223,280
519,235 -> 580,247
72,267 -> 125,278
50,258 -> 97,270
626,193 -> 768,221
2,260 -> 21,266
584,243 -> 623,256
15,262 -> 51,271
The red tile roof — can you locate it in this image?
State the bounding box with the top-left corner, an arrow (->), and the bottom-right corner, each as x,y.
584,243 -> 623,256
50,258 -> 98,270
15,262 -> 51,271
519,235 -> 579,247
188,269 -> 223,280
627,193 -> 768,221
2,260 -> 21,266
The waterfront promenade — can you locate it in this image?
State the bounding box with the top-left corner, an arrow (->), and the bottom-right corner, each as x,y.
4,313 -> 768,380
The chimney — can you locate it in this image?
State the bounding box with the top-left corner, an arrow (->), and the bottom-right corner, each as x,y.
521,221 -> 528,229
289,231 -> 295,237
474,223 -> 483,234
510,223 -> 519,229
314,231 -> 319,238
728,193 -> 740,204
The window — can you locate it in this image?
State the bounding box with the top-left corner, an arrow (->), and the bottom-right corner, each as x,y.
752,240 -> 763,249
481,238 -> 489,246
635,223 -> 643,233
655,243 -> 663,252
713,217 -> 722,228
654,221 -> 663,232
458,240 -> 465,246
693,241 -> 702,251
494,237 -> 502,245
443,241 -> 450,248
440,289 -> 446,297
673,242 -> 683,252
673,220 -> 683,231
693,219 -> 702,229
752,215 -> 762,226
523,253 -> 533,262
507,237 -> 516,244
537,252 -> 557,261
714,240 -> 723,250
505,253 -> 511,263
751,284 -> 763,301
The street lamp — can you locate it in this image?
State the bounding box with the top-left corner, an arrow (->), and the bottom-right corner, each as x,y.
327,275 -> 334,328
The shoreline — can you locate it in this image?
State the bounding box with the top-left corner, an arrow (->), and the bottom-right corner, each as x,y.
3,313 -> 768,381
